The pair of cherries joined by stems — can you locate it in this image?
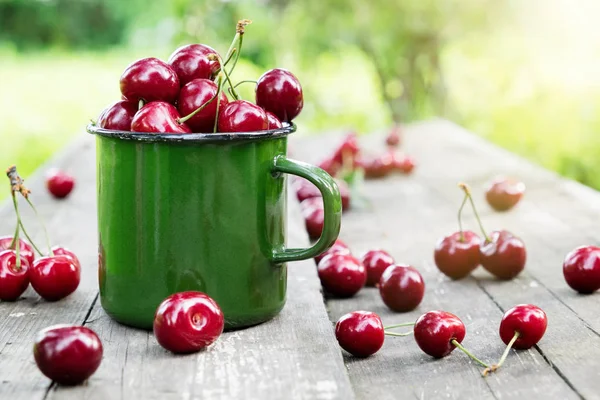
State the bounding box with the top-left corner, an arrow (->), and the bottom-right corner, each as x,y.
98,20 -> 303,135
335,304 -> 547,376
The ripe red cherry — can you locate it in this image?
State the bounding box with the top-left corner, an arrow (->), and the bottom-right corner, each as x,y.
168,44 -> 220,86
256,68 -> 303,122
97,100 -> 138,131
300,197 -> 324,239
266,111 -> 283,129
46,169 -> 75,199
294,178 -> 321,203
120,57 -> 179,103
562,245 -> 600,294
154,291 -> 224,353
30,255 -> 81,301
315,239 -> 350,264
177,78 -> 229,132
34,325 -> 103,385
131,102 -> 191,134
480,230 -> 526,280
0,250 -> 30,301
361,249 -> 395,286
485,177 -> 525,212
499,304 -> 547,350
434,231 -> 481,280
0,236 -> 35,265
317,253 -> 366,297
386,125 -> 402,147
364,153 -> 394,179
414,311 -> 466,358
378,264 -> 425,312
335,311 -> 384,357
218,100 -> 268,133
51,246 -> 81,269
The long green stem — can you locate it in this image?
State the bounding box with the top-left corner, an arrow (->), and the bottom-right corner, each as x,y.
213,75 -> 224,133
215,55 -> 239,100
25,197 -> 53,256
222,48 -> 237,67
227,33 -> 244,76
383,322 -> 415,330
11,195 -> 22,269
459,183 -> 489,241
451,339 -> 490,368
482,331 -> 520,376
233,80 -> 258,90
18,220 -> 44,256
384,330 -> 413,337
457,193 -> 468,242
178,93 -> 218,124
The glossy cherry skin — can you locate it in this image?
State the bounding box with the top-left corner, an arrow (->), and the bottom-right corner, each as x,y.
499,304 -> 547,350
51,246 -> 81,270
434,231 -> 481,280
485,177 -> 525,212
256,68 -> 303,122
379,264 -> 425,312
131,102 -> 191,134
364,153 -> 394,179
0,250 -> 30,301
177,78 -> 229,132
120,57 -> 179,103
30,255 -> 81,301
386,125 -> 402,147
46,169 -> 75,199
217,100 -> 268,133
480,230 -> 526,280
154,291 -> 224,353
414,311 -> 466,358
361,249 -> 395,286
317,253 -> 366,298
97,100 -> 138,131
315,239 -> 351,264
300,197 -> 324,239
168,44 -> 220,86
335,311 -> 384,357
266,111 -> 283,129
34,325 -> 103,385
562,245 -> 600,294
0,236 -> 35,265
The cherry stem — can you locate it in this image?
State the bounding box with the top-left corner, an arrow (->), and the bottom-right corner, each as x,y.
222,48 -> 237,67
213,75 -> 224,133
10,194 -> 22,269
384,330 -> 413,337
384,322 -> 415,329
457,193 -> 468,242
233,80 -> 258,89
24,197 -> 53,256
458,183 -> 490,242
451,339 -> 490,369
225,19 -> 251,76
18,220 -> 43,256
482,331 -> 520,376
177,93 -> 218,124
216,55 -> 239,100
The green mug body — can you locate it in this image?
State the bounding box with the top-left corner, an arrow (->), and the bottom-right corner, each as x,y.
88,124 -> 341,330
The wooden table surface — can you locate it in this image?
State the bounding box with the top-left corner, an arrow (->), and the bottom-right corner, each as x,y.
1,119 -> 599,399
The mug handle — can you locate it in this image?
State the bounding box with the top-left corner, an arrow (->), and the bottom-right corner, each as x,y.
270,155 -> 342,263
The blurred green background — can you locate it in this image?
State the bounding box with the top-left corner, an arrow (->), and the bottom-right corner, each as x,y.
2,0 -> 600,189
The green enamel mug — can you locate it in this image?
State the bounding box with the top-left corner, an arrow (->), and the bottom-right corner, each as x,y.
86,124 -> 342,330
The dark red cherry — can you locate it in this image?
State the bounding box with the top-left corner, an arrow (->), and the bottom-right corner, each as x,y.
0,236 -> 34,265
217,100 -> 268,133
177,78 -> 229,132
414,311 -> 466,358
256,68 -> 303,122
563,245 -> 600,294
97,100 -> 138,131
46,169 -> 75,199
361,249 -> 395,286
51,246 -> 81,270
315,239 -> 350,264
499,304 -> 547,350
266,111 -> 283,129
378,264 -> 425,312
364,153 -> 394,179
485,177 -> 525,212
480,230 -> 526,280
434,231 -> 481,280
131,102 -> 191,134
168,44 -> 220,86
300,197 -> 324,239
294,178 -> 321,203
120,57 -> 179,103
0,250 -> 30,301
34,325 -> 103,385
335,311 -> 384,357
154,291 -> 224,353
386,125 -> 402,147
317,253 -> 366,298
30,255 -> 80,301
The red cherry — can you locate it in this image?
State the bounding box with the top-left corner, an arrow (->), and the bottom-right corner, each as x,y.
0,250 -> 30,301
499,304 -> 547,350
386,125 -> 402,147
378,264 -> 425,312
256,68 -> 303,122
480,230 -> 526,280
364,153 -> 394,179
434,231 -> 481,280
294,178 -> 350,211
177,78 -> 229,132
34,325 -> 103,385
168,44 -> 220,86
335,311 -> 384,357
394,154 -> 416,174
51,246 -> 81,270
300,197 -> 324,239
318,157 -> 341,177
30,255 -> 80,301
46,169 -> 75,199
331,133 -> 360,166
317,253 -> 366,298
120,57 -> 179,103
361,249 -> 395,286
131,102 -> 191,134
153,291 -> 224,353
562,245 -> 600,294
97,100 -> 138,131
485,177 -> 525,212
0,236 -> 35,265
266,111 -> 283,129
414,311 -> 466,358
315,239 -> 350,264
217,100 -> 268,133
